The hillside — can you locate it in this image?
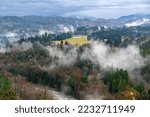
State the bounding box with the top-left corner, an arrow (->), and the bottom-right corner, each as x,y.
1,14 -> 150,100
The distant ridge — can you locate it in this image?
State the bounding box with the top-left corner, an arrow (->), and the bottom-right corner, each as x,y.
118,13 -> 150,21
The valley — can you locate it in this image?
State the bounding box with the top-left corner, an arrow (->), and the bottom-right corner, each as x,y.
0,14 -> 150,100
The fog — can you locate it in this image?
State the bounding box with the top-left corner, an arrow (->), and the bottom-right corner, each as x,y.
0,40 -> 146,74
42,45 -> 77,70
0,41 -> 147,99
81,42 -> 145,71
43,42 -> 146,72
0,42 -> 32,53
0,44 -> 10,53
12,42 -> 33,51
58,25 -> 75,33
1,40 -> 145,72
36,41 -> 146,74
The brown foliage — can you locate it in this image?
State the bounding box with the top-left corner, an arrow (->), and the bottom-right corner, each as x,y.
2,72 -> 54,100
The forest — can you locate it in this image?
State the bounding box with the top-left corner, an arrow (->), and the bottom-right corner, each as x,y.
0,26 -> 150,100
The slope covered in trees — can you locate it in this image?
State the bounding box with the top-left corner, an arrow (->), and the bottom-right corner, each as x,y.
1,25 -> 150,100
0,40 -> 150,100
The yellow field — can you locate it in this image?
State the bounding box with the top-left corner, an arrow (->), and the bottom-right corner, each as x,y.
54,36 -> 90,46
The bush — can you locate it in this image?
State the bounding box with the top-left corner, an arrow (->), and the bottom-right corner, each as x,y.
0,76 -> 16,100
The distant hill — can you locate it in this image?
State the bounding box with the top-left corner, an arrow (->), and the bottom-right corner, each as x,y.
0,14 -> 150,44
118,13 -> 150,21
0,16 -> 120,43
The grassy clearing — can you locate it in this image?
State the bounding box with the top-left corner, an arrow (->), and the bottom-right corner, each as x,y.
54,35 -> 90,45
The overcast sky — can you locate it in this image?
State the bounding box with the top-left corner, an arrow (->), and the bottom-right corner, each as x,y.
0,0 -> 149,18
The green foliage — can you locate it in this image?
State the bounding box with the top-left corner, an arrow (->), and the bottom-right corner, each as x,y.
132,83 -> 148,99
0,76 -> 16,100
9,65 -> 64,90
81,75 -> 88,83
88,27 -> 136,47
88,26 -> 150,47
15,45 -> 49,62
140,40 -> 150,56
148,89 -> 150,100
104,69 -> 129,93
75,26 -> 99,35
133,84 -> 145,94
75,59 -> 93,70
141,64 -> 150,83
19,32 -> 73,44
67,76 -> 79,96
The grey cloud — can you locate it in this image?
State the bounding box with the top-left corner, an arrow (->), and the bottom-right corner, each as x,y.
0,0 -> 149,18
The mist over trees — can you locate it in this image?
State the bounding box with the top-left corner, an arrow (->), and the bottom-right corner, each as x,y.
0,25 -> 150,100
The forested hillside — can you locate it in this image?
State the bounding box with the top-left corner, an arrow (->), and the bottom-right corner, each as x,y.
1,29 -> 150,99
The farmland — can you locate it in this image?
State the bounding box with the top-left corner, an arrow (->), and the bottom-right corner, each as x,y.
54,35 -> 91,45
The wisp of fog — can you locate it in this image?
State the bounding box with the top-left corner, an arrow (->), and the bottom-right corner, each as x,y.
1,41 -> 146,72
81,42 -> 145,71
44,42 -> 146,71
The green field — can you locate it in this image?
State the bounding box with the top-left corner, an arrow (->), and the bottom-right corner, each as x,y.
54,35 -> 91,45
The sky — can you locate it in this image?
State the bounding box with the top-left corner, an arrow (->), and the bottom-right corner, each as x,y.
0,0 -> 149,19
